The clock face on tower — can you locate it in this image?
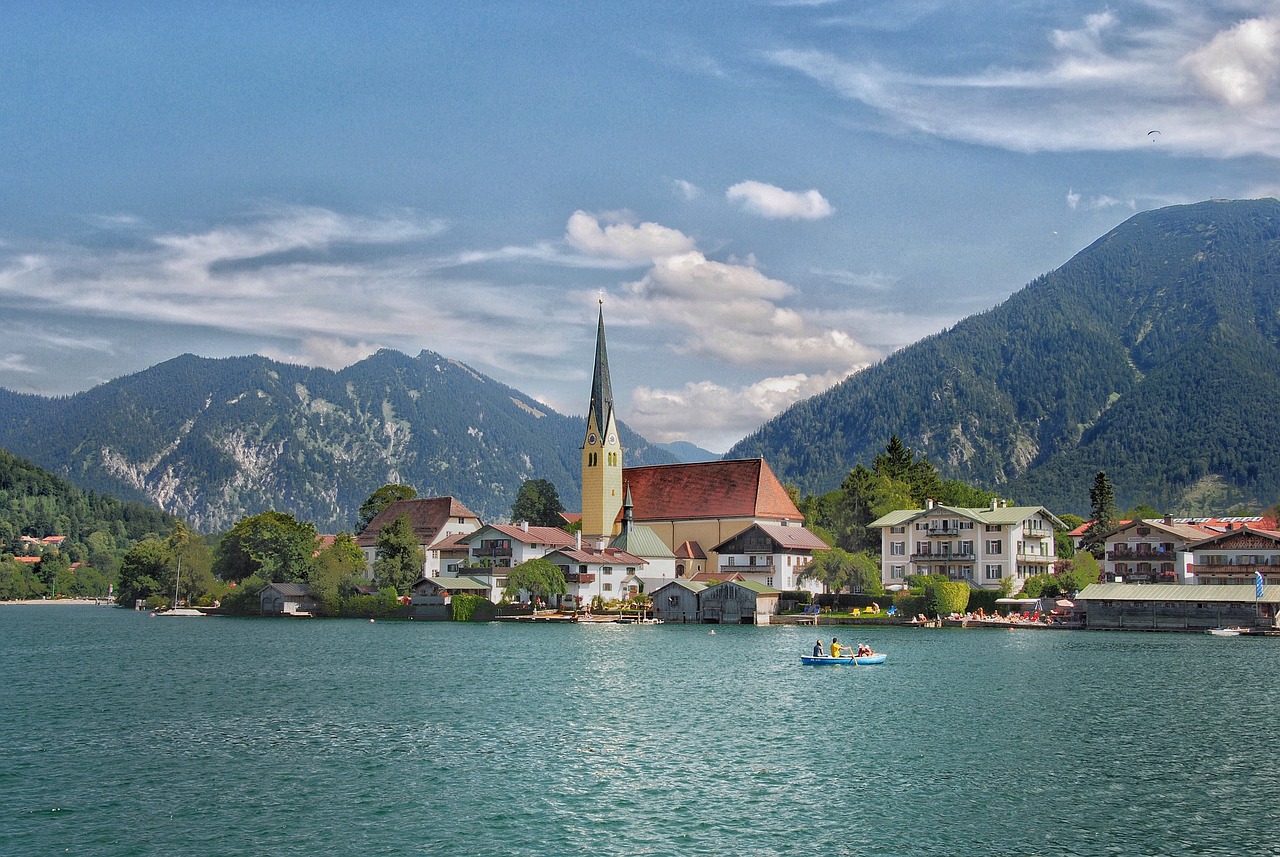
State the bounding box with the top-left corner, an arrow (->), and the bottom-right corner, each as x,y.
608,434 -> 616,445
588,433 -> 598,445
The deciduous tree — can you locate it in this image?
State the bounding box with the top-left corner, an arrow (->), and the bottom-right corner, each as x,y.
372,514 -> 424,593
213,511 -> 318,584
503,557 -> 566,603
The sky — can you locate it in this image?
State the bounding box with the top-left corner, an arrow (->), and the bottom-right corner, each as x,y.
1,1 -> 1278,452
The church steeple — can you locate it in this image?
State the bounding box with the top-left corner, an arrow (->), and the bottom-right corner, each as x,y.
581,299 -> 624,541
588,302 -> 613,434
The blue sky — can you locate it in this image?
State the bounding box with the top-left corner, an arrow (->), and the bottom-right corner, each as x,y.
1,1 -> 1276,451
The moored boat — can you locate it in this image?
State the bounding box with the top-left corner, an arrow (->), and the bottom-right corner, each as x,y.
800,653 -> 887,665
1206,626 -> 1244,637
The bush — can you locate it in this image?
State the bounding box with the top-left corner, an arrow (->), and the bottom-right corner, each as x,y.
924,581 -> 970,616
966,589 -> 1000,614
892,592 -> 925,617
450,593 -> 488,622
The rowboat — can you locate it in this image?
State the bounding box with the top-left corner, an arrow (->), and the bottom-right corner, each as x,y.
800,653 -> 887,665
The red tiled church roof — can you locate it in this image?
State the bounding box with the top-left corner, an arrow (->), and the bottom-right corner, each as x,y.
355,497 -> 479,548
622,458 -> 801,523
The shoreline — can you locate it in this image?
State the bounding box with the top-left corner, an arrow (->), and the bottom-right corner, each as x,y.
0,598 -> 116,606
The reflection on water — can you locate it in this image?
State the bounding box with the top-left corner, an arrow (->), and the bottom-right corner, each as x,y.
2,607 -> 1277,856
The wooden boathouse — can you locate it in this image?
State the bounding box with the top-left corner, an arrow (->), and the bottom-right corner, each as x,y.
1076,583 -> 1280,631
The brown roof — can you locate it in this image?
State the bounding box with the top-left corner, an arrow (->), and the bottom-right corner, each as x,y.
463,524 -> 577,547
712,523 -> 830,553
548,546 -> 647,566
355,497 -> 480,548
689,570 -> 745,582
622,459 -> 801,523
432,532 -> 474,552
674,540 -> 707,559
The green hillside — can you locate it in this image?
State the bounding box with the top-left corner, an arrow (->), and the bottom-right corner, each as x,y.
728,198 -> 1280,515
0,350 -> 674,532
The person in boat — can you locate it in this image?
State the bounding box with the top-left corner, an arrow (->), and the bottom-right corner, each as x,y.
813,639 -> 825,657
830,638 -> 844,658
856,643 -> 873,658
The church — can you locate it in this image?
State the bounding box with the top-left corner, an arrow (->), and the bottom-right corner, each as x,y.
573,302 -> 827,595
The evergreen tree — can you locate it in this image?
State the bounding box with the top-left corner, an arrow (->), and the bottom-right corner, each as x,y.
372,514 -> 424,593
1085,471 -> 1118,546
509,479 -> 565,527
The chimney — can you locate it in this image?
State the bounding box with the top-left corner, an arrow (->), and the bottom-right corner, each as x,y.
576,532 -> 582,550
596,538 -> 606,551
520,520 -> 529,532
990,498 -> 998,511
1164,514 -> 1172,525
926,499 -> 935,510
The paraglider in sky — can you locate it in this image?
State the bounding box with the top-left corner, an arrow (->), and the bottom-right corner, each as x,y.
1148,129 -> 1161,140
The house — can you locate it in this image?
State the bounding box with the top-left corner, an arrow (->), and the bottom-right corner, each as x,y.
608,487 -> 677,591
710,522 -> 829,593
870,499 -> 1065,593
1184,525 -> 1280,586
698,579 -> 779,625
258,582 -> 320,616
544,544 -> 648,608
459,522 -> 576,569
673,541 -> 707,578
1100,517 -> 1218,583
408,575 -> 492,619
651,579 -> 706,623
1076,582 -> 1277,630
355,496 -> 482,578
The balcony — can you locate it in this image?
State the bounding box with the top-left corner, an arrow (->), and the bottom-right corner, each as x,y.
1016,553 -> 1055,564
923,526 -> 961,537
912,550 -> 975,562
564,572 -> 596,584
473,545 -> 512,558
1107,546 -> 1172,561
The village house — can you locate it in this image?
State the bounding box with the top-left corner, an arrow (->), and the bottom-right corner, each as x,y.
710,521 -> 828,593
870,499 -> 1064,593
1184,525 -> 1280,586
355,496 -> 482,578
543,543 -> 648,608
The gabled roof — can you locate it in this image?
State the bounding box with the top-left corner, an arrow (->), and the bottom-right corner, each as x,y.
257,582 -> 314,597
673,540 -> 707,560
651,579 -> 707,594
1187,525 -> 1280,550
1107,518 -> 1219,543
610,523 -> 676,559
708,579 -> 780,595
432,532 -> 474,552
355,497 -> 480,548
547,546 -> 647,566
711,522 -> 829,553
622,458 -> 801,523
870,504 -> 1065,530
690,570 -> 745,582
411,575 -> 491,593
461,523 -> 576,547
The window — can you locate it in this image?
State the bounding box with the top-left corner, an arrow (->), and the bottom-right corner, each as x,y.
891,541 -> 905,556
891,526 -> 906,534
891,565 -> 905,580
985,524 -> 1001,532
985,565 -> 1002,580
728,557 -> 736,566
602,566 -> 613,575
603,583 -> 612,592
987,540 -> 1002,554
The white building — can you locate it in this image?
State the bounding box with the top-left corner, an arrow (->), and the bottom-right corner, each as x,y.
355,497 -> 483,579
870,499 -> 1064,592
709,522 -> 829,593
545,544 -> 649,607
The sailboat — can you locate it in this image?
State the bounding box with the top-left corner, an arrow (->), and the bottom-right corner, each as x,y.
157,557 -> 204,617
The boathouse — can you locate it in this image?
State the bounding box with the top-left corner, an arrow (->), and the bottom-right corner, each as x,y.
258,582 -> 320,617
651,579 -> 706,624
699,579 -> 779,625
1076,583 -> 1279,631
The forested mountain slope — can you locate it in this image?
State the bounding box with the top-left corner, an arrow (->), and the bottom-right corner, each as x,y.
0,350 -> 674,532
727,198 -> 1280,515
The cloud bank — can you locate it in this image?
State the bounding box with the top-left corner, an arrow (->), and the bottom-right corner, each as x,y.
726,181 -> 834,219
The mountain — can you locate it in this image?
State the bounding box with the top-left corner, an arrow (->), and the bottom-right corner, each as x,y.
656,440 -> 719,463
0,350 -> 675,533
727,198 -> 1280,516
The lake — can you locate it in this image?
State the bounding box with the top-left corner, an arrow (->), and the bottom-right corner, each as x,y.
2,606 -> 1277,855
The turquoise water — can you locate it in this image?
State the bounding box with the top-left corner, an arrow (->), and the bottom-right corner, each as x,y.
3,607 -> 1279,856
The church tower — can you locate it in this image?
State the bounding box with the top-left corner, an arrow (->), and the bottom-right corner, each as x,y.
580,301 -> 624,541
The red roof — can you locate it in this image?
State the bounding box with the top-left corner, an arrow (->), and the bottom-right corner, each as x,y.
674,540 -> 707,559
622,458 -> 801,523
464,524 -> 576,547
550,546 -> 647,566
355,497 -> 480,548
14,556 -> 41,564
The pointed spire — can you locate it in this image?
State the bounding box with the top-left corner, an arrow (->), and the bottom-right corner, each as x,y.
621,485 -> 634,534
589,299 -> 613,432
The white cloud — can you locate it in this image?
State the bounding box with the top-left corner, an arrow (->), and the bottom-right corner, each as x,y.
767,7 -> 1280,158
564,210 -> 698,261
726,180 -> 834,219
1066,188 -> 1135,211
1183,17 -> 1280,107
0,353 -> 38,374
671,179 -> 702,200
628,369 -> 853,451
